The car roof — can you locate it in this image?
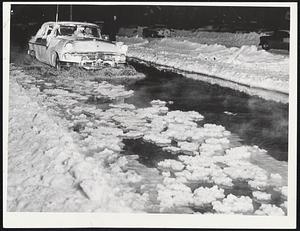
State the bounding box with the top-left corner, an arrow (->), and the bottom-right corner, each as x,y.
42,21 -> 99,27
275,30 -> 289,33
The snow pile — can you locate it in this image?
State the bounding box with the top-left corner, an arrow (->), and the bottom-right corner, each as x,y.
118,27 -> 263,48
212,194 -> 254,214
117,36 -> 149,46
8,70 -> 149,212
120,37 -> 289,97
170,30 -> 263,48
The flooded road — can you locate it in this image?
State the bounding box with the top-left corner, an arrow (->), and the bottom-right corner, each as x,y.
126,63 -> 288,162
10,60 -> 288,214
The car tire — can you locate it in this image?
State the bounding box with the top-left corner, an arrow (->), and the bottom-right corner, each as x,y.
262,42 -> 270,50
23,54 -> 33,65
29,50 -> 36,59
52,53 -> 61,71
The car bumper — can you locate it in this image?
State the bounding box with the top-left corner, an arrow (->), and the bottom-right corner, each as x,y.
59,60 -> 126,70
60,52 -> 127,70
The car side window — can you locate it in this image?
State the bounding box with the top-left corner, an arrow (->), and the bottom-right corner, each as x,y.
46,28 -> 52,36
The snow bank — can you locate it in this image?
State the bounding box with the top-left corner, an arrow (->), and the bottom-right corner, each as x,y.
118,27 -> 263,48
170,30 -> 263,48
8,70 -> 149,212
124,39 -> 289,95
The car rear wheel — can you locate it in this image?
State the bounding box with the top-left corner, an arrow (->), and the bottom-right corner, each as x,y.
262,42 -> 270,50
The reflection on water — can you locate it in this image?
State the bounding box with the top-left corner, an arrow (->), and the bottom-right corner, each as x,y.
125,63 -> 288,161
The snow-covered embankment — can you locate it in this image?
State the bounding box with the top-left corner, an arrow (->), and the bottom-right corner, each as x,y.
119,36 -> 289,102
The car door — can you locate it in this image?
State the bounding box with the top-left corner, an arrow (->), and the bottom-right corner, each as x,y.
33,26 -> 49,62
33,25 -> 55,64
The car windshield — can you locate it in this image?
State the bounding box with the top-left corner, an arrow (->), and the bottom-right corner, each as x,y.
273,31 -> 289,38
57,25 -> 101,38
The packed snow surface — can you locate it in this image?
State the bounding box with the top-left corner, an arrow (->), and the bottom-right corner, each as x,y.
7,64 -> 288,215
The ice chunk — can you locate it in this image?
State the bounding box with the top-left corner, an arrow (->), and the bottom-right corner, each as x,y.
252,191 -> 272,202
150,99 -> 167,107
193,185 -> 225,206
143,134 -> 172,146
225,146 -> 252,160
158,159 -> 185,172
178,141 -> 199,155
122,131 -> 144,139
162,146 -> 182,154
109,103 -> 136,110
254,204 -> 285,216
212,194 -> 254,214
199,142 -> 224,156
157,182 -> 193,209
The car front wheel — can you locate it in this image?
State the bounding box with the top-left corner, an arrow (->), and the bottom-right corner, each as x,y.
52,53 -> 61,70
261,42 -> 270,50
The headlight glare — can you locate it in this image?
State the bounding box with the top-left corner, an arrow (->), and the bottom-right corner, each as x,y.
65,43 -> 73,51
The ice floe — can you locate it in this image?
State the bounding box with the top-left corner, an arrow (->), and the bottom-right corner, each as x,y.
254,204 -> 285,216
212,194 -> 254,214
193,185 -> 225,207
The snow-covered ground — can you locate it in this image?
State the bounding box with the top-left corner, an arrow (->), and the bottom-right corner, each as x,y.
7,64 -> 288,214
118,29 -> 289,102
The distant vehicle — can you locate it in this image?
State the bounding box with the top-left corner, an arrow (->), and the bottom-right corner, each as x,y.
142,24 -> 172,38
259,30 -> 290,50
28,21 -> 128,70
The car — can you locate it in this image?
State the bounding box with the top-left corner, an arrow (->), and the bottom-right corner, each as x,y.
28,21 -> 128,70
259,30 -> 290,51
142,24 -> 172,38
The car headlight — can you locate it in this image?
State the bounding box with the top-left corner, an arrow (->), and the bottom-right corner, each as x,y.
65,43 -> 73,51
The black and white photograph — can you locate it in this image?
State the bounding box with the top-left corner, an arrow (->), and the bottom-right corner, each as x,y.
3,1 -> 297,229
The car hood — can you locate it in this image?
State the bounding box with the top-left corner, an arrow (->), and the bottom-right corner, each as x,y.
59,36 -> 127,54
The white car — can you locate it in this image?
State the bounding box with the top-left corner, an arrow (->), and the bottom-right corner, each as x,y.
28,21 -> 128,70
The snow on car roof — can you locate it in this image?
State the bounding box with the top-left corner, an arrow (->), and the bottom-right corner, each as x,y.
42,21 -> 99,27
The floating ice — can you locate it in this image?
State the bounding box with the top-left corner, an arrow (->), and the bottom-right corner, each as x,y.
212,194 -> 254,214
158,159 -> 185,172
143,134 -> 172,146
254,204 -> 285,216
193,185 -> 225,206
157,182 -> 193,209
150,99 -> 167,107
122,131 -> 144,139
252,191 -> 272,202
177,141 -> 199,155
280,186 -> 288,199
109,103 -> 136,110
199,142 -> 224,156
162,146 -> 182,154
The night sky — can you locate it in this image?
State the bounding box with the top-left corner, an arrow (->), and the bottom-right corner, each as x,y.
10,4 -> 289,47
11,4 -> 289,29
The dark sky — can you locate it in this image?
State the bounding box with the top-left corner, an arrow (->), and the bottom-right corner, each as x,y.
11,4 -> 289,30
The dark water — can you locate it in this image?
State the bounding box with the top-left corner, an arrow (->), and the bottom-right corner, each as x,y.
125,63 -> 288,161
